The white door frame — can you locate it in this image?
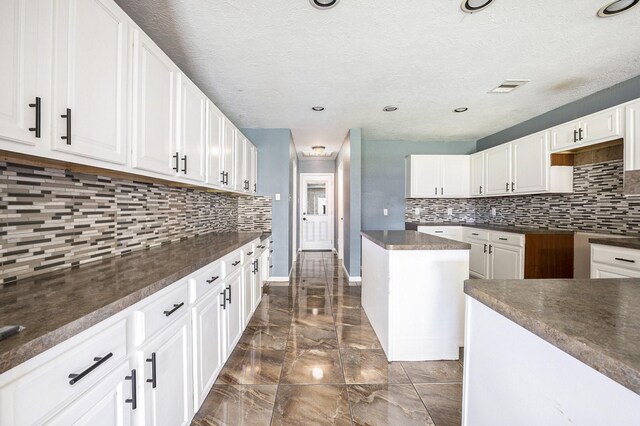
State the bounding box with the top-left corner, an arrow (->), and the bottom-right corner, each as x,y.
292,161 -> 298,261
337,162 -> 344,260
300,173 -> 334,250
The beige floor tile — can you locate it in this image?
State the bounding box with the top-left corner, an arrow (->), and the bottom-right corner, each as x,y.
341,348 -> 410,384
236,326 -> 290,351
348,384 -> 435,426
272,385 -> 352,426
336,324 -> 381,349
401,361 -> 464,384
281,348 -> 345,384
414,383 -> 463,426
192,385 -> 277,426
215,349 -> 285,385
287,323 -> 339,350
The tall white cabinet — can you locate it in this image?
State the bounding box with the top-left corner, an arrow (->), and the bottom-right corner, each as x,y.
406,155 -> 470,198
177,74 -> 206,183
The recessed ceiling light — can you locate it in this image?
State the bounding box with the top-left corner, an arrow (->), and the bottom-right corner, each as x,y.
383,106 -> 398,112
461,0 -> 496,13
454,107 -> 469,113
598,0 -> 639,17
309,0 -> 339,10
312,106 -> 325,111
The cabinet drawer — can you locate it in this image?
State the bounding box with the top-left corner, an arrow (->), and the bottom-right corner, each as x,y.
224,250 -> 243,276
490,232 -> 525,247
192,260 -> 224,302
591,244 -> 640,272
463,228 -> 490,241
1,319 -> 127,426
138,281 -> 189,343
417,226 -> 463,241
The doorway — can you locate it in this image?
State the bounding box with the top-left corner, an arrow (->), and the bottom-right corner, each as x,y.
300,173 -> 334,250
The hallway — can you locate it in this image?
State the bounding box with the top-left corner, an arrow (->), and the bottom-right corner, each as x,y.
192,251 -> 463,425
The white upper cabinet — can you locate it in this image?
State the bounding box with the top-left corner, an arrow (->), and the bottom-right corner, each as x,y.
470,152 -> 485,197
551,106 -> 623,152
206,101 -> 225,187
512,131 -> 549,194
0,0 -> 52,152
243,139 -> 253,193
234,132 -> 246,192
625,100 -> 640,172
406,155 -> 440,198
485,144 -> 512,196
250,142 -> 258,194
52,0 -> 129,164
222,118 -> 236,189
440,155 -> 470,198
131,28 -> 178,176
177,74 -> 206,182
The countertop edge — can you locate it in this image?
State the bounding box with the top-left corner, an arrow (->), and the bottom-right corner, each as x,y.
589,238 -> 640,250
464,281 -> 640,395
361,231 -> 471,251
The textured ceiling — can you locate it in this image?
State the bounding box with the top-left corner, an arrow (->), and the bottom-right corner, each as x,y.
114,0 -> 640,155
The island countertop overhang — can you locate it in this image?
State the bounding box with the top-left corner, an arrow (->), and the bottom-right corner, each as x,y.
361,230 -> 471,251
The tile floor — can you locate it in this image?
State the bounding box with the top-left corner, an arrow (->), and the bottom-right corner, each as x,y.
192,251 -> 463,426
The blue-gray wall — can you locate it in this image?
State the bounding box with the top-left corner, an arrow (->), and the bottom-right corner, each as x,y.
242,128 -> 293,277
299,159 -> 335,174
288,133 -> 297,271
477,74 -> 640,151
361,140 -> 476,231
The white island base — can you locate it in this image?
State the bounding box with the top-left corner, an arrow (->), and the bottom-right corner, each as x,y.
361,234 -> 470,361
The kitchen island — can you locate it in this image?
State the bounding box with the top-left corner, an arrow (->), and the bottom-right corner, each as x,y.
361,231 -> 470,361
463,278 -> 640,425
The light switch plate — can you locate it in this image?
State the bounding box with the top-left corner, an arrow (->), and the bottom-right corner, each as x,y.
414,208 -> 420,215
275,193 -> 281,201
491,207 -> 497,217
383,208 -> 388,216
447,208 -> 453,216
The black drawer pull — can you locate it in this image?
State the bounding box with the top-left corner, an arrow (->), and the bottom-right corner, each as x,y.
247,251 -> 254,256
499,238 -> 508,241
578,128 -> 584,141
472,233 -> 479,236
172,152 -> 179,172
68,352 -> 113,385
220,289 -> 227,309
269,265 -> 273,269
146,352 -> 157,388
181,155 -> 187,174
269,250 -> 273,253
226,285 -> 232,303
615,257 -> 636,263
479,185 -> 483,194
489,244 -> 493,254
435,231 -> 443,233
254,183 -> 257,193
232,260 -> 241,266
224,171 -> 229,185
206,276 -> 219,284
483,243 -> 487,253
125,369 -> 137,410
220,171 -> 226,184
29,97 -> 41,138
573,129 -> 578,143
61,108 -> 71,144
163,302 -> 184,317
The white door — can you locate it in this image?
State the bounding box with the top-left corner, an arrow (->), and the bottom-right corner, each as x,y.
242,264 -> 253,327
468,239 -> 489,279
490,243 -> 524,279
337,162 -> 344,260
192,287 -> 224,409
485,144 -> 512,195
470,152 -> 485,196
52,0 -> 129,164
142,315 -> 192,426
222,118 -> 236,188
580,107 -> 623,145
301,174 -> 334,250
410,155 -> 441,197
551,120 -> 579,152
440,156 -> 470,198
177,74 -> 206,182
0,0 -> 52,152
225,271 -> 243,355
512,132 -> 549,194
131,28 -> 177,176
47,361 -> 134,426
206,101 -> 225,187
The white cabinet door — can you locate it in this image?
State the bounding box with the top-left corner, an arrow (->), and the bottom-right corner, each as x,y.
626,100 -> 640,172
470,152 -> 485,196
485,144 -> 512,195
177,74 -> 206,182
253,257 -> 263,308
142,314 -> 192,426
468,239 -> 489,279
234,133 -> 247,192
408,155 -> 440,197
222,118 -> 236,189
52,0 -> 129,164
131,29 -> 177,176
512,132 -> 549,194
192,286 -> 225,410
206,101 -> 225,187
47,361 -> 134,426
250,143 -> 258,194
490,243 -> 524,279
242,264 -> 253,328
580,107 -> 622,146
242,138 -> 252,194
225,270 -> 243,355
0,0 -> 52,152
551,120 -> 579,152
440,155 -> 470,198
591,263 -> 640,279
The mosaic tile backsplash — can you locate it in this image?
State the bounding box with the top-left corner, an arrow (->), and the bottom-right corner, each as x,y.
238,196 -> 273,232
406,160 -> 640,236
0,161 -> 250,284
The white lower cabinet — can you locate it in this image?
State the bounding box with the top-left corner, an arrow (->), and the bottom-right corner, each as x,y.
462,228 -> 524,280
417,226 -> 464,242
141,313 -> 193,426
467,238 -> 489,279
253,256 -> 263,309
224,270 -> 243,356
591,244 -> 640,278
242,263 -> 254,328
490,242 -> 524,279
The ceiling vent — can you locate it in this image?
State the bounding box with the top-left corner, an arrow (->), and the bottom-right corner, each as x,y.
489,80 -> 530,94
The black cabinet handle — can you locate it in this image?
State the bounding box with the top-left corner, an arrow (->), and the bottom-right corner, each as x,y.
172,152 -> 179,172
224,171 -> 229,185
68,352 -> 113,385
472,233 -> 479,236
573,129 -> 578,143
206,276 -> 219,284
511,182 -> 515,192
434,187 -> 437,195
578,128 -> 584,141
61,108 -> 71,145
615,257 -> 636,263
181,155 -> 187,174
254,260 -> 258,274
254,183 -> 257,193
505,182 -> 509,192
441,187 -> 443,195
499,237 -> 508,241
146,352 -> 157,388
29,97 -> 41,138
247,251 -> 254,256
269,265 -> 273,269
269,249 -> 273,253
244,180 -> 250,190
232,260 -> 241,266
163,302 -> 184,317
483,243 -> 487,253
479,185 -> 482,195
489,244 -> 493,254
435,231 -> 443,233
226,285 -> 232,303
220,171 -> 225,184
220,289 -> 227,309
125,369 -> 137,410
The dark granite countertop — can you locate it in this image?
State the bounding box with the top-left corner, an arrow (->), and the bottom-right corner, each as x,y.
465,278 -> 640,395
589,237 -> 640,250
0,231 -> 263,374
260,232 -> 272,241
405,222 -> 574,235
362,230 -> 470,251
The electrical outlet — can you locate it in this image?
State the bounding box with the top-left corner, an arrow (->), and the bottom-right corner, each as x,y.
491,207 -> 497,217
383,208 -> 388,216
447,208 -> 453,216
414,208 -> 421,215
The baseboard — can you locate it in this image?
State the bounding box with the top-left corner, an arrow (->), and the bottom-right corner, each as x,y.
267,276 -> 290,282
341,263 -> 362,284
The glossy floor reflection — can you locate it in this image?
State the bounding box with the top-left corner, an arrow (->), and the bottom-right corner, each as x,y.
192,251 -> 464,426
